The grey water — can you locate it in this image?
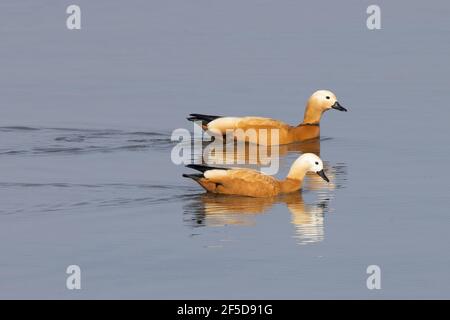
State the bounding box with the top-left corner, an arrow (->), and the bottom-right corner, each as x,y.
1,0 -> 450,299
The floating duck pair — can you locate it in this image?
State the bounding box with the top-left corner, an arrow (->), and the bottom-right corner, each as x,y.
183,90 -> 347,198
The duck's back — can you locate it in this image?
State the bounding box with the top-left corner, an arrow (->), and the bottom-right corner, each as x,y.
237,117 -> 290,130
208,116 -> 292,144
204,168 -> 280,197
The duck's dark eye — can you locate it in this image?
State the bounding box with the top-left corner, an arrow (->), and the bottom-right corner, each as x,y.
315,161 -> 319,165
326,96 -> 330,100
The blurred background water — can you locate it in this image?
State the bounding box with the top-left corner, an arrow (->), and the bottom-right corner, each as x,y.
0,0 -> 450,298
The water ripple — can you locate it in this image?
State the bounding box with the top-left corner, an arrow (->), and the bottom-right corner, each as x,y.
0,126 -> 175,156
0,181 -> 198,215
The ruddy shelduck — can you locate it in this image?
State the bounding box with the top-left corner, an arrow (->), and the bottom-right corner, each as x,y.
187,90 -> 347,145
183,153 -> 329,198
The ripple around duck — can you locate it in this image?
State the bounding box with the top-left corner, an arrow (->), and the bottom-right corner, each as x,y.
0,127 -> 175,156
0,182 -> 198,216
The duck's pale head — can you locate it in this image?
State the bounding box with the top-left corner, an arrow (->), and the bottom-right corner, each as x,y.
287,153 -> 329,182
303,90 -> 347,124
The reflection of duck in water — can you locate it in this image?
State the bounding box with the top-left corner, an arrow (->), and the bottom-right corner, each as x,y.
280,193 -> 328,244
201,139 -> 321,166
183,154 -> 329,198
183,192 -> 329,245
187,90 -> 347,145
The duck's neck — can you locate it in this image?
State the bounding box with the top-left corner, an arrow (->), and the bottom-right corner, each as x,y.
281,165 -> 309,193
280,161 -> 311,193
300,103 -> 324,125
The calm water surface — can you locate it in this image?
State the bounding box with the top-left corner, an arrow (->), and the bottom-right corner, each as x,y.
1,1 -> 450,298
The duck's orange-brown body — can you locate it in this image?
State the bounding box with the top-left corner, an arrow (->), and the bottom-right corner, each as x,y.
196,169 -> 302,198
206,117 -> 320,145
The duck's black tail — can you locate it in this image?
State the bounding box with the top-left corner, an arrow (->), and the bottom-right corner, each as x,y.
185,164 -> 229,173
182,173 -> 204,181
187,113 -> 222,126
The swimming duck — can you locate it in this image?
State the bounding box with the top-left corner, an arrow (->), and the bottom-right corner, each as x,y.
183,153 -> 329,198
187,90 -> 347,145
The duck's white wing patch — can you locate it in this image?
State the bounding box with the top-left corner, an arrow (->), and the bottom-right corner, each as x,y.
207,117 -> 241,133
204,169 -> 228,180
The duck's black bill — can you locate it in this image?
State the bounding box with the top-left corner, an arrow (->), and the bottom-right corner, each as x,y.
316,169 -> 330,182
331,101 -> 347,112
